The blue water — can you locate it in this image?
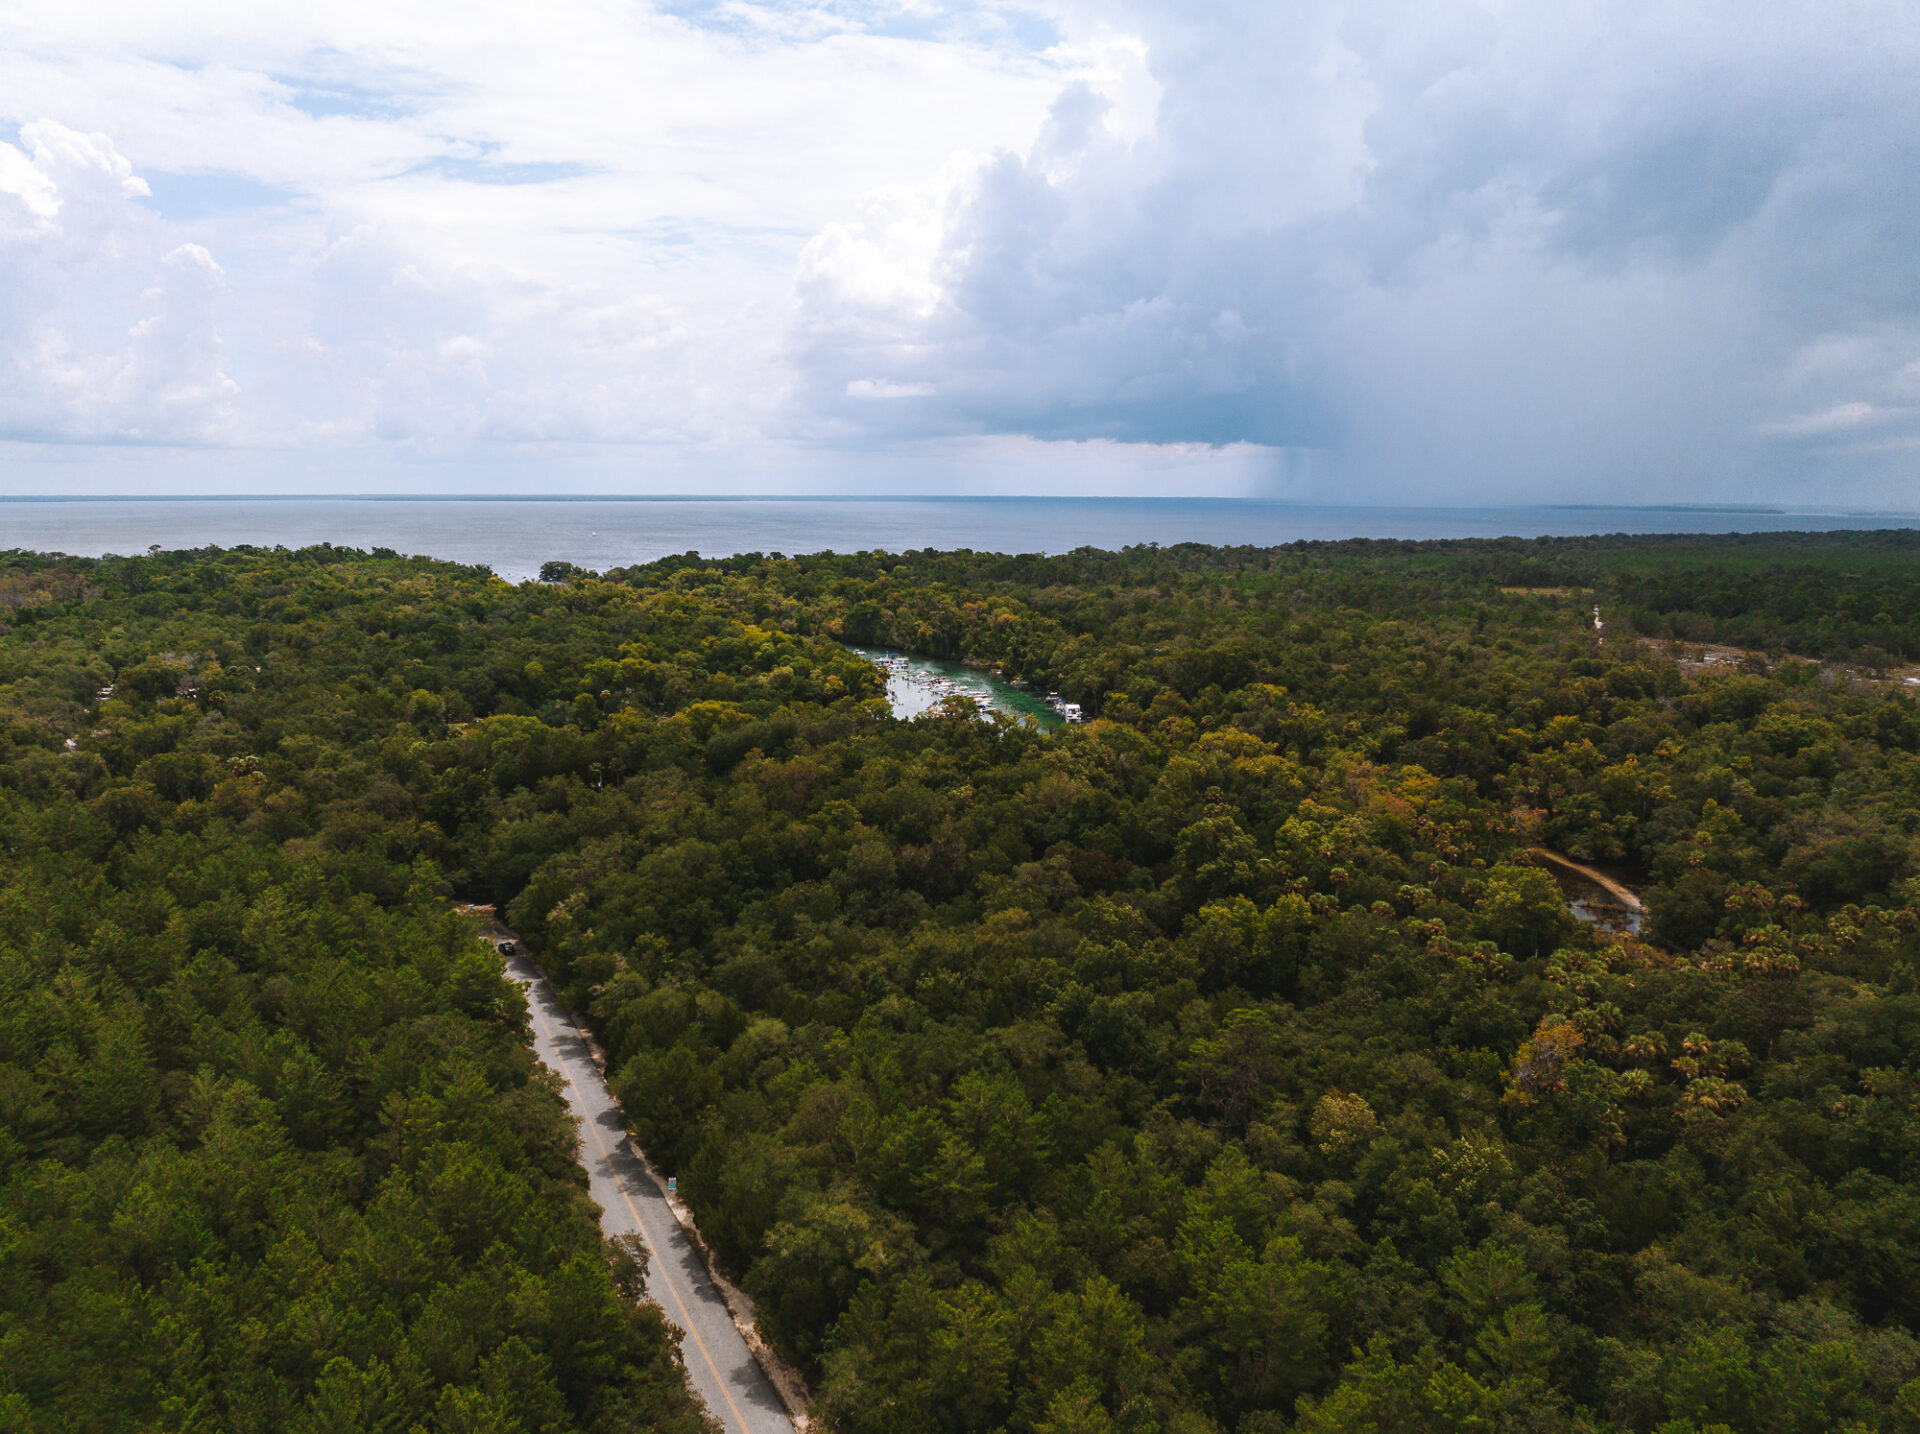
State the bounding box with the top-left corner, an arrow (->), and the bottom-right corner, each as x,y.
4,496 -> 1917,584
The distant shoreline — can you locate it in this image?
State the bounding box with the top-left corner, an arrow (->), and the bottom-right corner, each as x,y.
10,498 -> 1920,585
0,494 -> 1911,519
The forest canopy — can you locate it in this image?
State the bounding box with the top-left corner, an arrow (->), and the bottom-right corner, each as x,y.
3,531 -> 1919,1434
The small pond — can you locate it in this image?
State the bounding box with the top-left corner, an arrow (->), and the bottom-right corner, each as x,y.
849,647 -> 1064,729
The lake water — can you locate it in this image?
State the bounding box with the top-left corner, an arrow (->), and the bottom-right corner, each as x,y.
1558,881 -> 1645,937
5,496 -> 1918,583
850,647 -> 1064,728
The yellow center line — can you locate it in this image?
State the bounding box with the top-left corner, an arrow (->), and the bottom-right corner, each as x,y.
524,985 -> 757,1434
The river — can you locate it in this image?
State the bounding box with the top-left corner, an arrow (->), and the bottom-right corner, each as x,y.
850,647 -> 1065,728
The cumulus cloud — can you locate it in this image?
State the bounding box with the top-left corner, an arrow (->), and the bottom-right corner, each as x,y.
791,0 -> 1920,502
0,0 -> 1082,481
0,122 -> 236,443
0,141 -> 62,223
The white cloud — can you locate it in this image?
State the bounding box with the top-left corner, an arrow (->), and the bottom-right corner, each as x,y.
1763,402 -> 1886,437
0,123 -> 236,444
0,0 -> 1089,478
847,378 -> 937,397
19,117 -> 152,201
0,142 -> 62,222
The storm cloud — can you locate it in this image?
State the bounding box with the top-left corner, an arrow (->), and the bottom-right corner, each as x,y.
793,0 -> 1920,502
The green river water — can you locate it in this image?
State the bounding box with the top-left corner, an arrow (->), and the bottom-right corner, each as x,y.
849,648 -> 1065,729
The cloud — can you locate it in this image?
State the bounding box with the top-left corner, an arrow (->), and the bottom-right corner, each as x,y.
790,0 -> 1920,502
2,0 -> 1918,503
0,0 -> 1081,475
1763,402 -> 1888,437
0,122 -> 236,444
16,118 -> 152,204
0,141 -> 61,221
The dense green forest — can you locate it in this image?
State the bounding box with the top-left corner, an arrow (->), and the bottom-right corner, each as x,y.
4,532 -> 1920,1433
0,552 -> 718,1434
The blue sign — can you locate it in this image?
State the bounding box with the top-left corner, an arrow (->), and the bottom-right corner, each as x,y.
667,1177 -> 676,1193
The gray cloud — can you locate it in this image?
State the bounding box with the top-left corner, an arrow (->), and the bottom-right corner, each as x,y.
792,0 -> 1920,502
5,0 -> 1916,500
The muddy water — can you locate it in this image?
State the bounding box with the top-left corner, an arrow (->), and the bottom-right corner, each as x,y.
1532,849 -> 1645,936
1557,875 -> 1645,935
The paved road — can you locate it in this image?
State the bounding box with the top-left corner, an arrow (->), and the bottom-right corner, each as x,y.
502,946 -> 795,1434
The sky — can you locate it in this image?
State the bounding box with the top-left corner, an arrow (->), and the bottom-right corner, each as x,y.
1,0 -> 1918,505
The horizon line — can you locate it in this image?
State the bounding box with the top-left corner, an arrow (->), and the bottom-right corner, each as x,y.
5,493 -> 1916,517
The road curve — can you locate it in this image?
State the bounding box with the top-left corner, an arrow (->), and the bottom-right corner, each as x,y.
500,944 -> 795,1434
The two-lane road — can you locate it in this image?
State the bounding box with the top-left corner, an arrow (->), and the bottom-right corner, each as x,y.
502,946 -> 795,1434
